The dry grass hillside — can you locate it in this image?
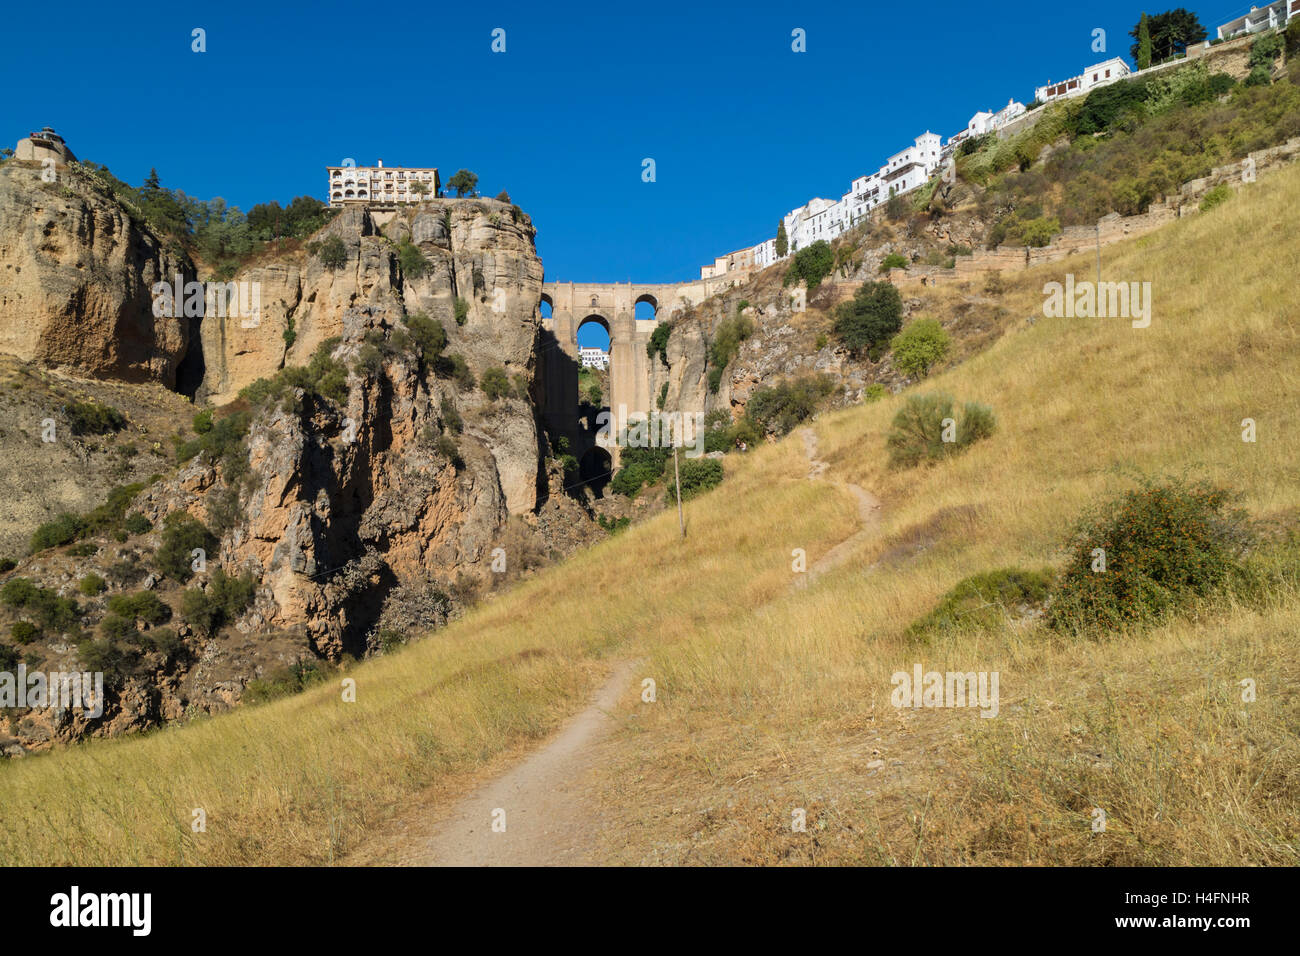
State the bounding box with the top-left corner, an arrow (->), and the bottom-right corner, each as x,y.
0,158 -> 1296,866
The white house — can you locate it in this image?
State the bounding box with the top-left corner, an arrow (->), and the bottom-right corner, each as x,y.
1216,1 -> 1297,40
1035,57 -> 1131,104
327,160 -> 440,207
578,346 -> 609,370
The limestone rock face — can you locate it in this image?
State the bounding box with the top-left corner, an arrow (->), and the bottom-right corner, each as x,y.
200,199 -> 543,408
136,200 -> 548,658
0,162 -> 196,388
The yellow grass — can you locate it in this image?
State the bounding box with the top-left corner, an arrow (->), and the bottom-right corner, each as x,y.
2,162 -> 1297,866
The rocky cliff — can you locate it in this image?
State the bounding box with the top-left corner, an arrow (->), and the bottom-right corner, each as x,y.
0,160 -> 198,390
0,162 -> 605,754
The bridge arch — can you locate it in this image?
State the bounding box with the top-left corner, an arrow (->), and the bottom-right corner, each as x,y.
634,293 -> 659,320
539,292 -> 554,319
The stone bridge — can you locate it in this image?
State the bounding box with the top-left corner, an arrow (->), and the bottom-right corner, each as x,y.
535,276 -> 746,486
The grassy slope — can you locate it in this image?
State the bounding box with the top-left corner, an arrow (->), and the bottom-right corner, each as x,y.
2,163 -> 1297,866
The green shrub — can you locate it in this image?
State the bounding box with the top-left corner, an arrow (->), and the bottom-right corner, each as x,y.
879,252 -> 908,272
708,315 -> 754,385
480,367 -> 511,401
123,512 -> 153,535
435,435 -> 464,469
609,444 -> 669,497
243,659 -> 329,705
864,383 -> 887,402
454,298 -> 470,326
0,558 -> 14,573
405,312 -> 449,364
707,366 -> 725,394
239,338 -> 347,411
1,577 -> 38,608
665,458 -> 724,504
744,374 -> 835,438
907,567 -> 1055,639
10,621 -> 39,645
6,580 -> 80,633
100,614 -> 137,642
180,569 -> 257,637
30,513 -> 84,553
886,393 -> 996,468
192,409 -> 214,434
78,573 -> 107,596
785,240 -> 835,289
441,399 -> 463,434
397,240 -> 431,279
833,281 -> 903,357
647,323 -> 671,365
1199,184 -> 1232,211
64,401 -> 126,436
1047,478 -> 1253,633
1248,32 -> 1283,69
154,512 -> 217,582
597,515 -> 631,535
890,319 -> 952,378
106,591 -> 170,625
657,382 -> 669,410
317,235 -> 347,270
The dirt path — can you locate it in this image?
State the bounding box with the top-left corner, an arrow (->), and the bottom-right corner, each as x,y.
798,426 -> 883,583
406,659 -> 638,866
360,428 -> 882,866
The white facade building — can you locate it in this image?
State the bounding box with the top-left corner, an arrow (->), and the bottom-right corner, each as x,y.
1035,57 -> 1131,104
578,346 -> 609,370
327,160 -> 440,207
1216,1 -> 1297,40
701,130 -> 945,277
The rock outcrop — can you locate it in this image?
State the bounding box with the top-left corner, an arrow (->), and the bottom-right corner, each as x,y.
0,161 -> 197,390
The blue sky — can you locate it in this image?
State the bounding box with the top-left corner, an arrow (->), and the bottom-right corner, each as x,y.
2,0 -> 1247,301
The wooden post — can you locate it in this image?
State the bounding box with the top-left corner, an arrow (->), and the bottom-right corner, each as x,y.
673,443 -> 685,539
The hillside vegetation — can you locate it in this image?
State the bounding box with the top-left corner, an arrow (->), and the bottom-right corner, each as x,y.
1,135 -> 1298,869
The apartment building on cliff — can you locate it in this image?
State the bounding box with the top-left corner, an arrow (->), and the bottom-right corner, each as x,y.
327,160 -> 440,207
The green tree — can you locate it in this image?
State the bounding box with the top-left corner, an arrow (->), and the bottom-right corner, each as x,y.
447,169 -> 479,197
775,220 -> 789,258
1130,9 -> 1206,63
1137,12 -> 1153,70
785,240 -> 834,289
318,235 -> 347,270
832,281 -> 903,356
890,319 -> 951,378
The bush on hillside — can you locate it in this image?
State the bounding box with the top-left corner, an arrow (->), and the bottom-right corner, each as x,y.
744,373 -> 835,438
64,401 -> 126,436
886,393 -> 996,468
785,240 -> 834,289
1200,184 -> 1233,211
154,512 -> 217,583
706,315 -> 754,392
647,322 -> 671,365
906,567 -> 1055,640
317,235 -> 347,270
181,568 -> 257,637
1047,478 -> 1253,633
833,281 -> 904,358
664,458 -> 724,504
609,443 -> 670,497
480,366 -> 510,401
890,319 -> 951,378
106,591 -> 170,625
879,252 -> 908,272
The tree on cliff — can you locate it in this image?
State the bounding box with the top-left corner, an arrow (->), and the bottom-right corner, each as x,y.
833,280 -> 903,358
775,220 -> 788,258
447,169 -> 479,197
1129,9 -> 1206,63
1136,13 -> 1153,70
